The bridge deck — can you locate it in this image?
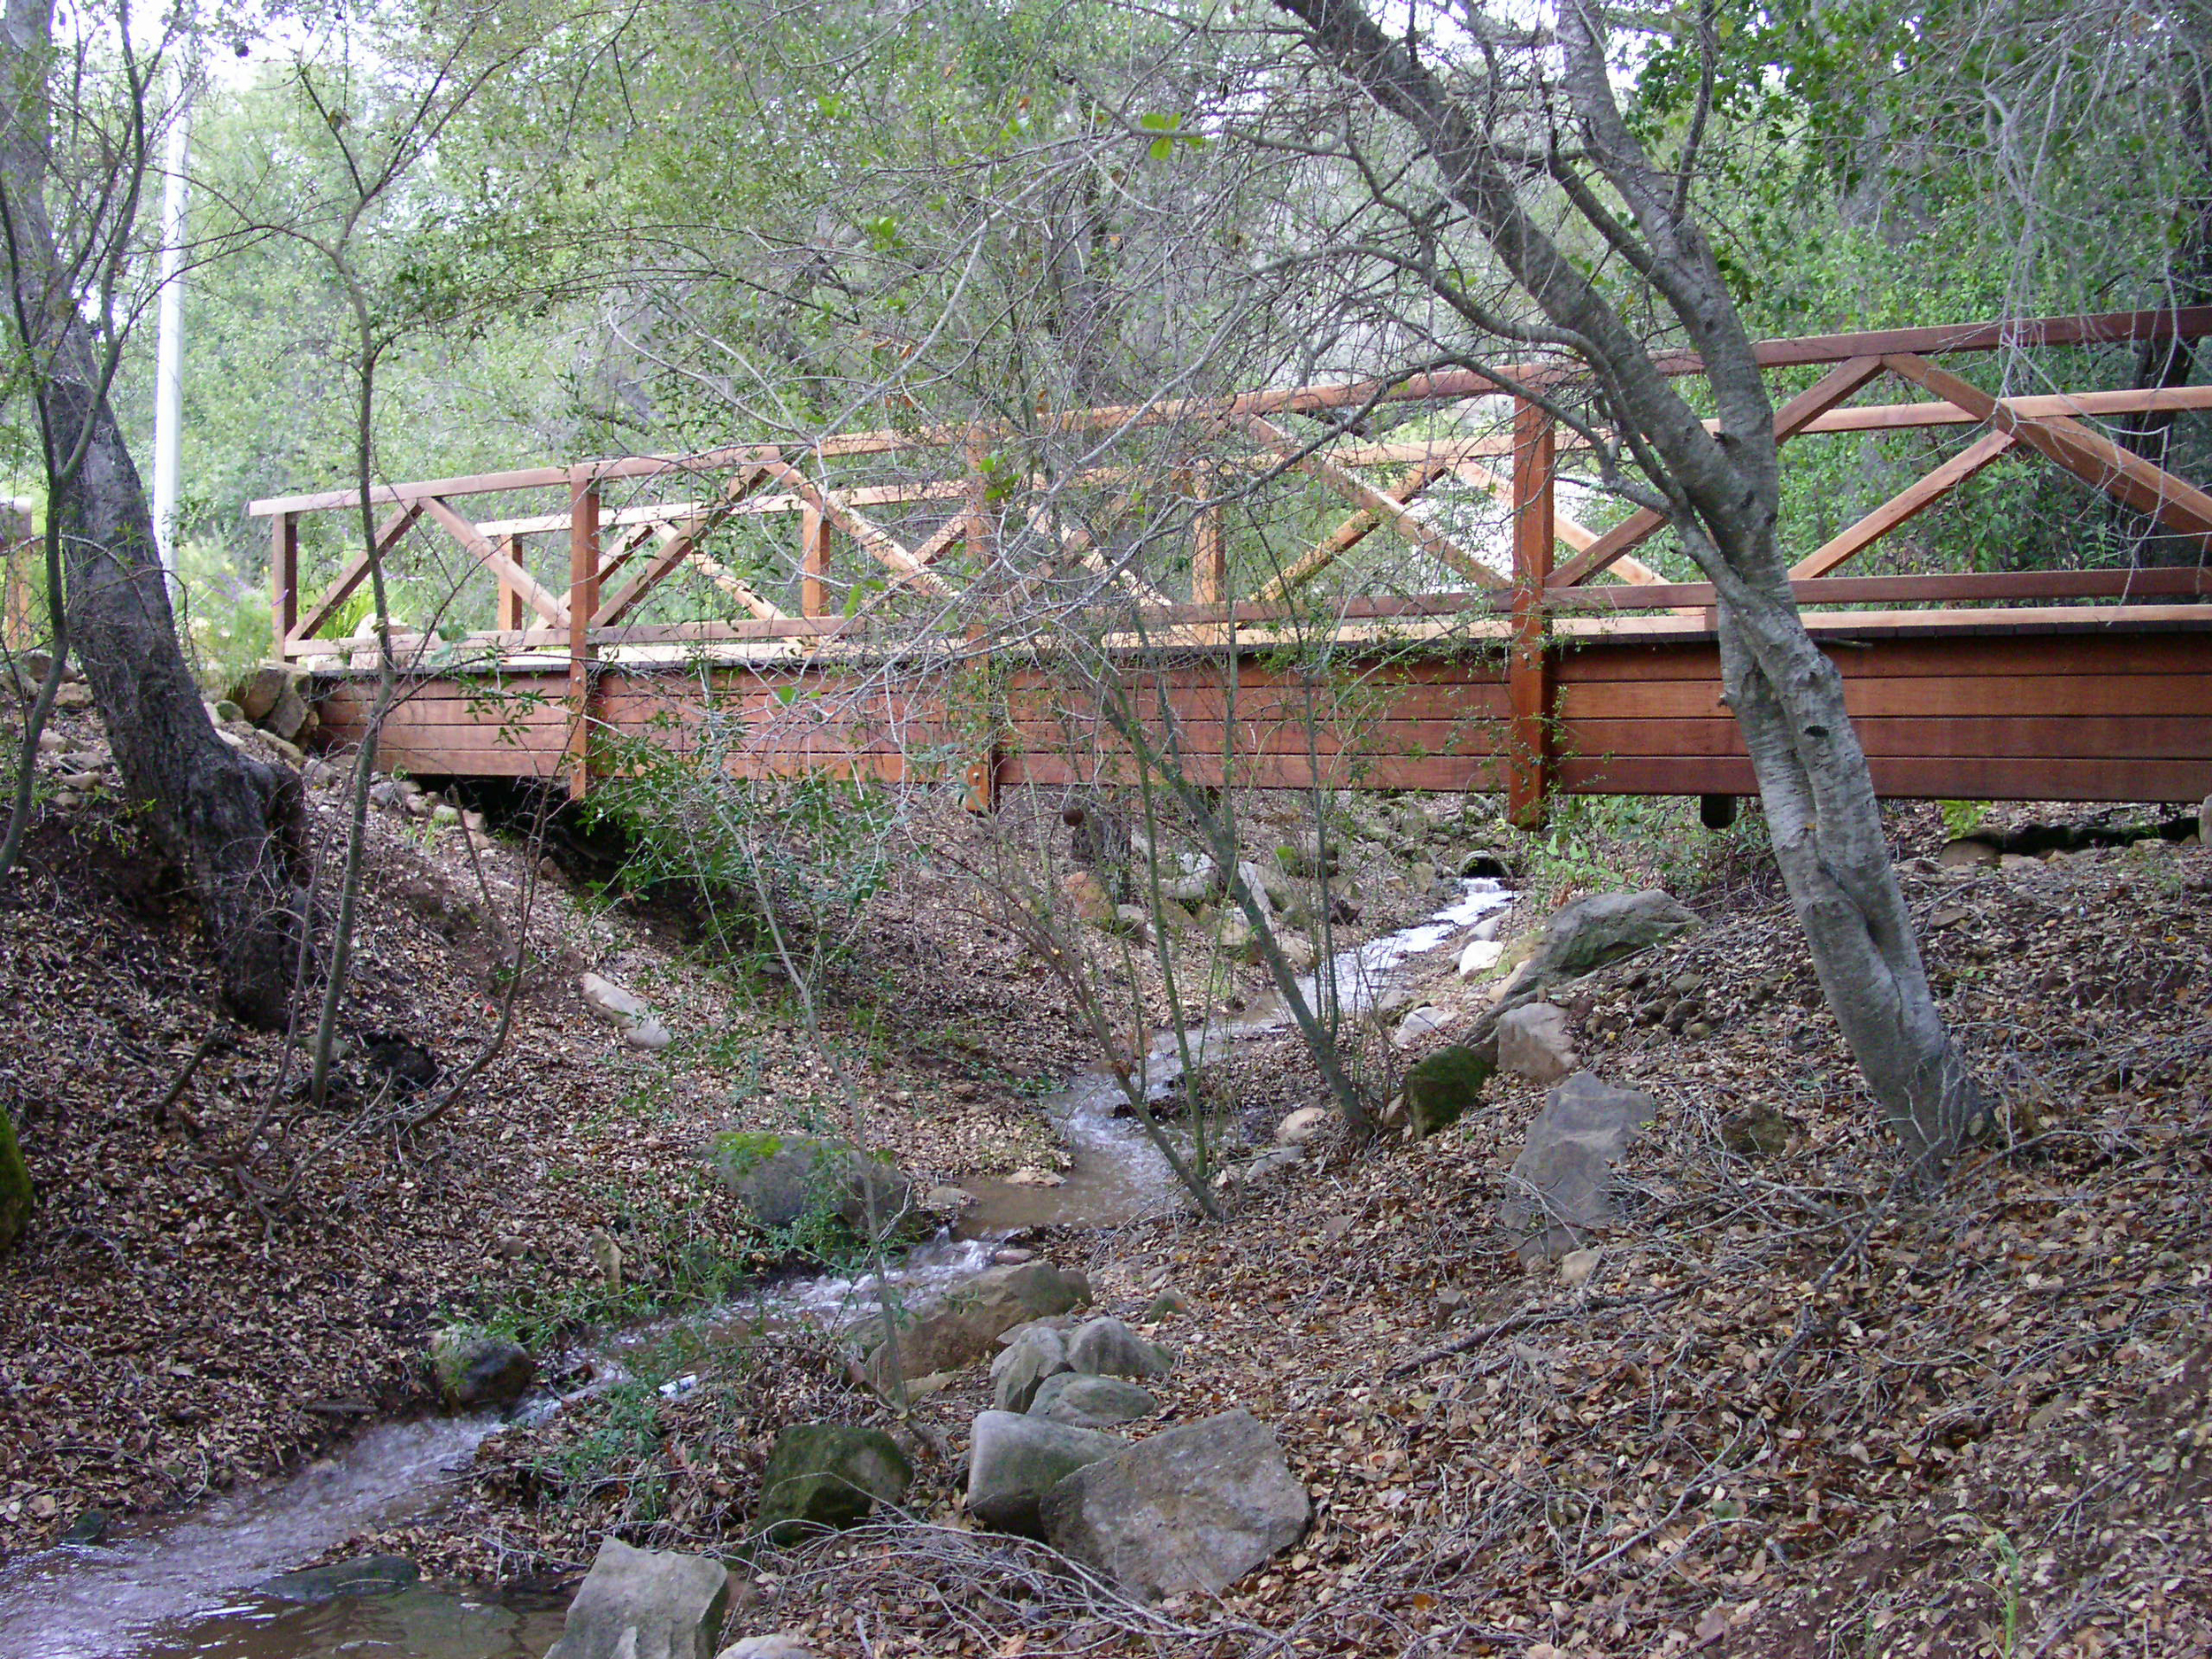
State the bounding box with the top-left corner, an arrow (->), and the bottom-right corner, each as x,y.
312,618 -> 2212,804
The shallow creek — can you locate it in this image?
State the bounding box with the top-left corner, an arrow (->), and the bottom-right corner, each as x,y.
0,879 -> 1509,1659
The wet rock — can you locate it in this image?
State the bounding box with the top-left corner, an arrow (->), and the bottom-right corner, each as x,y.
1003,1166 -> 1064,1187
992,1247 -> 1035,1265
1031,1373 -> 1159,1431
1274,1106 -> 1329,1145
1067,1316 -> 1172,1380
991,1323 -> 1073,1413
1499,1071 -> 1656,1261
1496,1002 -> 1578,1084
1939,837 -> 2001,868
863,1259 -> 1090,1388
57,1509 -> 108,1546
966,1410 -> 1125,1537
705,1133 -> 911,1240
922,1185 -> 975,1212
755,1424 -> 912,1541
257,1555 -> 421,1602
1403,1045 -> 1494,1137
429,1330 -> 536,1411
545,1537 -> 730,1659
1041,1409 -> 1310,1601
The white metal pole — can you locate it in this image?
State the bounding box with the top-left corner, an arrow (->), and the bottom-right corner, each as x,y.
151,93 -> 190,572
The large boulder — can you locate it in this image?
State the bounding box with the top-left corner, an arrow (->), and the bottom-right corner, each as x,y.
1040,1410 -> 1310,1601
1402,1046 -> 1494,1137
545,1538 -> 731,1659
256,1555 -> 419,1602
1495,1002 -> 1578,1084
706,1133 -> 911,1240
1499,1071 -> 1657,1261
755,1424 -> 912,1541
228,664 -> 292,723
990,1323 -> 1074,1413
428,1330 -> 536,1411
863,1260 -> 1090,1390
1493,890 -> 1698,1007
1031,1373 -> 1159,1432
966,1410 -> 1126,1537
1065,1317 -> 1171,1380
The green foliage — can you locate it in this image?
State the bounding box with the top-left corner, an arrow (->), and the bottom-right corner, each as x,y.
173,534 -> 273,691
0,1102 -> 32,1253
1939,799 -> 1992,841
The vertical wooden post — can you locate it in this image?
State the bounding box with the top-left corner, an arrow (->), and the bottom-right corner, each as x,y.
1,503 -> 35,648
497,534 -> 526,635
799,504 -> 830,619
1506,398 -> 1555,828
271,510 -> 299,660
566,469 -> 600,801
962,433 -> 1000,812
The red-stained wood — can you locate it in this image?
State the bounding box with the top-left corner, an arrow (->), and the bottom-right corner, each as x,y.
271,511 -> 299,653
566,473 -> 599,800
1507,399 -> 1556,826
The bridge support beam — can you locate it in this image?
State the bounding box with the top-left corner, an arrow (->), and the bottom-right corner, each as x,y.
1506,399 -> 1555,829
566,469 -> 600,802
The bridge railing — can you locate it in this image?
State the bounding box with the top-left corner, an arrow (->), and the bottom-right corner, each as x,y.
250,308 -> 2212,812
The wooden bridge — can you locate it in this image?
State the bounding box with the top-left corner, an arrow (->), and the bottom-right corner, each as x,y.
250,309 -> 2212,823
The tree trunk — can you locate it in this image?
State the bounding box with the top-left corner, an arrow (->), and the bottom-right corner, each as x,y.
0,0 -> 305,1027
1273,0 -> 1985,1172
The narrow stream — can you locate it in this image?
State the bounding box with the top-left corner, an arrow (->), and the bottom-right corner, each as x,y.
0,879 -> 1509,1659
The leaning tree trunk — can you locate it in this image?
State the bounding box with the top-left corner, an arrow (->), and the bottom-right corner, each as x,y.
1717,562 -> 1985,1174
0,0 -> 305,1027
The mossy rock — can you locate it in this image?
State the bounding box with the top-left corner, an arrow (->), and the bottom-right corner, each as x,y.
756,1423 -> 912,1542
1404,1046 -> 1494,1137
0,1103 -> 31,1253
704,1132 -> 910,1239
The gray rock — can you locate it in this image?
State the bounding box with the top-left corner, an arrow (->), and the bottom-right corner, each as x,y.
1277,830 -> 1338,879
705,1133 -> 911,1240
1163,850 -> 1220,907
755,1424 -> 912,1541
718,1639 -> 817,1659
1040,1409 -> 1310,1601
966,1410 -> 1126,1537
230,665 -> 290,723
991,1323 -> 1073,1413
1492,889 -> 1698,1008
263,680 -> 314,743
580,972 -> 652,1026
1403,1045 -> 1495,1137
1233,859 -> 1292,913
1392,1005 -> 1452,1048
1499,1071 -> 1656,1258
429,1330 -> 536,1411
545,1538 -> 731,1659
1214,913 -> 1257,960
1066,1316 -> 1171,1380
1938,837 -> 2001,869
1274,1106 -> 1329,1145
1496,1002 -> 1578,1084
623,1018 -> 674,1051
257,1555 -> 420,1602
57,1509 -> 109,1546
922,1185 -> 975,1212
863,1259 -> 1090,1389
1031,1372 -> 1159,1431
1210,1145 -> 1306,1194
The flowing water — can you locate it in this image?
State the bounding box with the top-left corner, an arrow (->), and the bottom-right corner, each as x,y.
0,879 -> 1509,1659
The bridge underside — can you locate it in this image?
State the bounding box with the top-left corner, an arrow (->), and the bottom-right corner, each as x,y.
313,619 -> 2212,805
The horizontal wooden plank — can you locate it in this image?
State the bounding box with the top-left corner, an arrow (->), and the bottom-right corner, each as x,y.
1008,716 -> 1508,760
1001,752 -> 1508,792
1561,714 -> 2212,762
1561,754 -> 2212,803
1563,672 -> 2212,719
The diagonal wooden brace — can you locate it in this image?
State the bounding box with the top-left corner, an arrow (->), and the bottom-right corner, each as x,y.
1880,353 -> 2212,548
419,495 -> 569,626
757,459 -> 954,595
1791,429 -> 2019,578
1548,355 -> 1887,588
592,465 -> 772,627
290,502 -> 424,642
